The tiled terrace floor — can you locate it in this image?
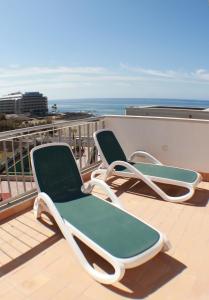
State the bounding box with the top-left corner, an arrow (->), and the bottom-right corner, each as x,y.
0,177 -> 209,299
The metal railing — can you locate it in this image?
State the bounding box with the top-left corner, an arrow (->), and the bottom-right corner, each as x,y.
0,117 -> 104,208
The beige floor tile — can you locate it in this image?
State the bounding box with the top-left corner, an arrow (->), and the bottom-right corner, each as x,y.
0,289 -> 25,300
0,177 -> 209,300
0,279 -> 12,296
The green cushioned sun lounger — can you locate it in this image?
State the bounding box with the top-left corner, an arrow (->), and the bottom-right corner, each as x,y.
92,130 -> 202,203
30,143 -> 170,284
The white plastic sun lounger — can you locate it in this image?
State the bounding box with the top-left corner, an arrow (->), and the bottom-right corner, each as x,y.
92,129 -> 202,203
30,143 -> 170,284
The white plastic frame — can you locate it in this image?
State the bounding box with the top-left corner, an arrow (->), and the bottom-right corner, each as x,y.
30,142 -> 170,285
92,129 -> 202,203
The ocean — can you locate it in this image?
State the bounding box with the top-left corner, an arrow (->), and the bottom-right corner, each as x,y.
48,98 -> 209,116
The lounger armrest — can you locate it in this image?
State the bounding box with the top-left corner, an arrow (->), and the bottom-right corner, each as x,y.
129,151 -> 162,165
108,160 -> 142,172
82,178 -> 123,209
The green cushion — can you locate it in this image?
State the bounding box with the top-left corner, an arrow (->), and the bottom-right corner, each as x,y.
54,194 -> 160,259
124,162 -> 198,184
33,145 -> 84,201
96,131 -> 127,171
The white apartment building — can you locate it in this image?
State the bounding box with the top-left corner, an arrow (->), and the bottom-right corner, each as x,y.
0,92 -> 48,115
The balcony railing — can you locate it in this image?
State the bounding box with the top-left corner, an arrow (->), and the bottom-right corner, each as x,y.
2,113 -> 209,209
0,117 -> 104,207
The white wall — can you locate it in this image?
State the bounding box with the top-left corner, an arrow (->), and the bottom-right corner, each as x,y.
104,115 -> 209,173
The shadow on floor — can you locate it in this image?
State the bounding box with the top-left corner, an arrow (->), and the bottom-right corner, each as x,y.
106,253 -> 186,299
76,238 -> 186,299
107,176 -> 209,207
0,211 -> 61,278
0,207 -> 186,298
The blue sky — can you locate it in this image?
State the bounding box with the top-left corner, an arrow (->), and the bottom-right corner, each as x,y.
0,0 -> 209,100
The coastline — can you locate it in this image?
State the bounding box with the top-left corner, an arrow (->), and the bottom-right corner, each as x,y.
48,98 -> 209,116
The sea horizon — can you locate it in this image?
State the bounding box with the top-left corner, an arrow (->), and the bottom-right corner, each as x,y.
48,98 -> 209,116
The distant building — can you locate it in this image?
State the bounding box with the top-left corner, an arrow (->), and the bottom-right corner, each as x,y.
126,105 -> 209,120
0,92 -> 48,115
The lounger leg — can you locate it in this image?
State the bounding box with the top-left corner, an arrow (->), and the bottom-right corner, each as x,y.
65,233 -> 125,284
34,196 -> 50,219
161,234 -> 172,252
33,197 -> 42,219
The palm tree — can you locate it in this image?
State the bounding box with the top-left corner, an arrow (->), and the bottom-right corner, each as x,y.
51,104 -> 58,113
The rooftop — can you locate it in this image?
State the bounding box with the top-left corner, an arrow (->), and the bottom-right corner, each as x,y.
127,106 -> 207,111
0,176 -> 209,300
0,115 -> 209,299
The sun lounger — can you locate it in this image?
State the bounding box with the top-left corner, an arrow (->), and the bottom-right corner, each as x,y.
92,129 -> 202,203
30,143 -> 170,284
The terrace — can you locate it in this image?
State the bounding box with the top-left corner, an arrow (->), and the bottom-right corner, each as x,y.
0,115 -> 209,299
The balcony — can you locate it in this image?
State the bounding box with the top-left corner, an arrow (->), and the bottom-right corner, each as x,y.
0,115 -> 209,299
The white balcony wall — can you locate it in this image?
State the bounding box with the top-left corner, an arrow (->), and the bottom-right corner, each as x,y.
104,115 -> 209,173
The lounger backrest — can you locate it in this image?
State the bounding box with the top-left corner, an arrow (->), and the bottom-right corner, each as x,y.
31,144 -> 83,202
95,130 -> 127,167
